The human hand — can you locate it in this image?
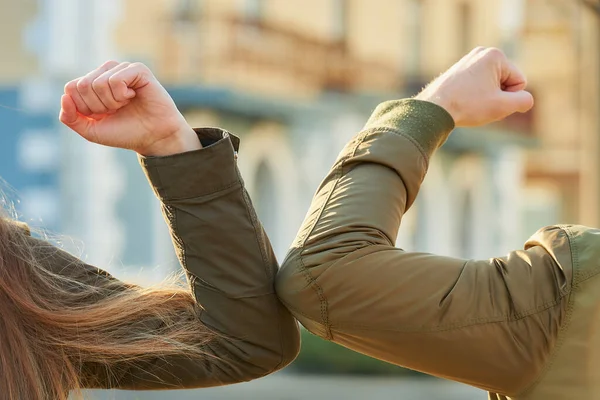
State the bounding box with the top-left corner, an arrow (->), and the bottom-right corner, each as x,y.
60,61 -> 201,156
415,47 -> 534,128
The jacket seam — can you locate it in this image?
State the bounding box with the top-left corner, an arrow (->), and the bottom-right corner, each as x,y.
516,225 -> 576,397
297,133 -> 364,247
139,134 -> 230,166
329,295 -> 566,333
298,255 -> 332,339
158,180 -> 240,203
269,295 -> 287,373
235,169 -> 286,370
192,281 -> 276,299
237,175 -> 271,279
294,127 -> 437,340
151,163 -> 167,200
278,295 -> 324,324
363,126 -> 431,169
292,242 -> 569,332
155,165 -> 187,283
296,131 -> 370,339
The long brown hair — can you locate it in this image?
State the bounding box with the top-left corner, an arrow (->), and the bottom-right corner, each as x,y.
0,216 -> 213,399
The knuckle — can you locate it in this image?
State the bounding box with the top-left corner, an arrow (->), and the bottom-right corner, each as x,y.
102,60 -> 120,69
64,80 -> 77,93
76,78 -> 91,91
484,47 -> 505,59
91,77 -> 108,91
131,62 -> 151,74
108,74 -> 121,87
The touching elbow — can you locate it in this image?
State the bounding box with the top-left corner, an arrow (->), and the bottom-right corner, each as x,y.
236,330 -> 300,382
276,249 -> 329,340
266,327 -> 301,375
234,299 -> 301,382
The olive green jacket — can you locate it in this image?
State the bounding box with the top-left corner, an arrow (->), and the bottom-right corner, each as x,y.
276,99 -> 595,399
19,128 -> 299,390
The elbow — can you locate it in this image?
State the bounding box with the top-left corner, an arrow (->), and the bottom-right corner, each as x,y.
234,321 -> 300,383
232,298 -> 301,383
269,328 -> 301,375
279,320 -> 302,369
276,249 -> 330,340
256,286 -> 302,376
261,312 -> 301,376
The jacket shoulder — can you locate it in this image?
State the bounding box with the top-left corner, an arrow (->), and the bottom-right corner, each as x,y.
527,225 -> 600,286
554,225 -> 600,284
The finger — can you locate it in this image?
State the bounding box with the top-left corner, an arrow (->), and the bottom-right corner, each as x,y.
59,95 -> 97,142
59,94 -> 78,124
64,79 -> 93,116
500,60 -> 528,92
92,62 -> 131,110
76,61 -> 120,114
109,62 -> 153,97
108,66 -> 138,103
498,90 -> 535,116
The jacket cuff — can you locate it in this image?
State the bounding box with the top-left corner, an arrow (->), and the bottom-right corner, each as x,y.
139,128 -> 241,202
363,99 -> 455,161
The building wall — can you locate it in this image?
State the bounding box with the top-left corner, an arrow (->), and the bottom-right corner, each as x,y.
0,0 -> 39,83
113,0 -> 534,261
577,4 -> 600,226
517,0 -> 599,227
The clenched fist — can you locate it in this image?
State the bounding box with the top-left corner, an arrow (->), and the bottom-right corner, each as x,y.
416,47 -> 535,127
59,61 -> 201,156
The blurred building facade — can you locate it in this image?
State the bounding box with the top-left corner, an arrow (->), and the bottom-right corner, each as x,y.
0,0 -> 598,280
0,1 -> 61,230
114,0 -> 536,262
519,0 -> 600,231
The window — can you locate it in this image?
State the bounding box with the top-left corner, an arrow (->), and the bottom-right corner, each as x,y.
521,185 -> 561,244
174,0 -> 200,22
244,0 -> 264,21
457,2 -> 473,54
255,161 -> 278,249
332,0 -> 349,40
407,0 -> 423,74
458,189 -> 475,258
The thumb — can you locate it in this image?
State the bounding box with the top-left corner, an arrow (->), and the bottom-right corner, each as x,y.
498,90 -> 534,115
59,95 -> 97,142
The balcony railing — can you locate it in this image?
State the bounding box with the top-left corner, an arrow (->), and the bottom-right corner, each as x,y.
161,16 -> 401,97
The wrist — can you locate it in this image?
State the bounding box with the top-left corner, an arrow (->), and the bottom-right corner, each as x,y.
415,88 -> 460,126
138,125 -> 202,157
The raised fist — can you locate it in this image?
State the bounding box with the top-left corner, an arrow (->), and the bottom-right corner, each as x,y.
60,61 -> 200,156
416,47 -> 534,128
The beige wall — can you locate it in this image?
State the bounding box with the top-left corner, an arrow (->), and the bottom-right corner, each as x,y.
419,0 -> 504,75
114,0 -> 171,64
0,0 -> 39,83
265,0 -> 338,40
344,0 -> 404,67
114,0 -> 505,86
519,0 -> 599,224
112,0 -> 599,225
578,8 -> 600,226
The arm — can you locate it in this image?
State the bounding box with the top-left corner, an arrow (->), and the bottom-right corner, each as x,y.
111,129 -> 300,389
276,49 -> 568,396
20,131 -> 298,389
58,62 -> 300,389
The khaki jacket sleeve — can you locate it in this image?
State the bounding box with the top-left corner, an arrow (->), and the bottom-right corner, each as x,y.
110,128 -> 300,389
276,100 -> 571,396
